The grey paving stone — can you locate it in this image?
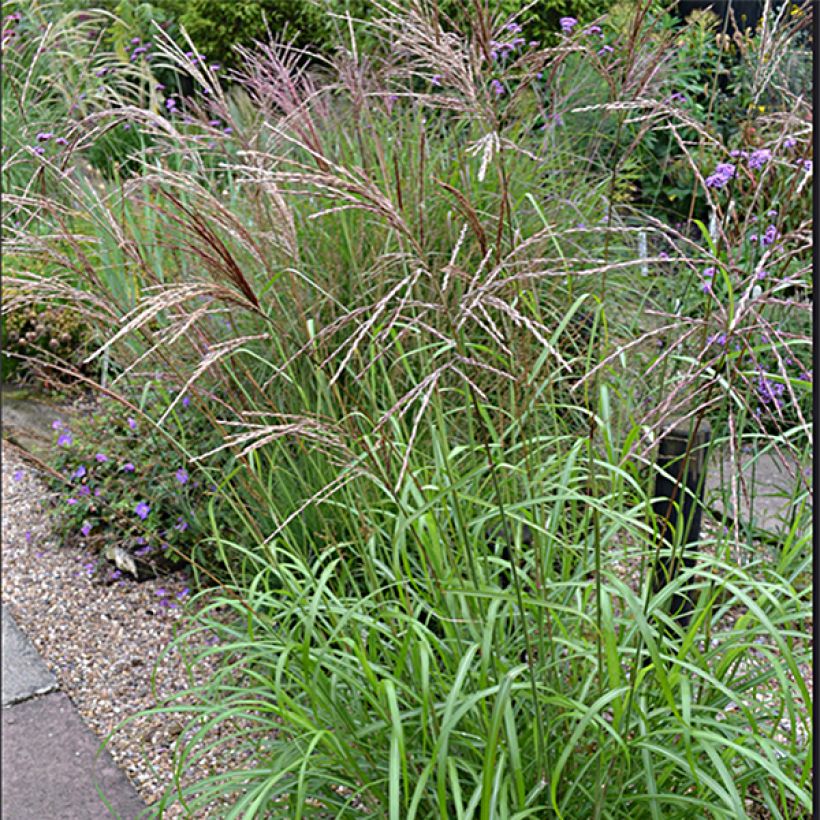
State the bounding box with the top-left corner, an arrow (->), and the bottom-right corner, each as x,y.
2,691 -> 146,820
705,449 -> 811,533
2,606 -> 57,706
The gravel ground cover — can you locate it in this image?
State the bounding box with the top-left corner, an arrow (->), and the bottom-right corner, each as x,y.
1,442 -> 235,817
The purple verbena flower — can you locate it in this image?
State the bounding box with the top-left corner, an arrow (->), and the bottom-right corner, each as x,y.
165,97 -> 177,110
583,25 -> 602,36
597,44 -> 614,55
57,431 -> 73,447
13,469 -> 24,481
175,468 -> 189,485
560,17 -> 578,33
755,269 -> 768,279
95,453 -> 108,463
52,419 -> 63,430
491,78 -> 505,96
760,224 -> 779,246
127,417 -> 137,430
78,485 -> 91,497
36,132 -> 53,141
55,137 -> 68,146
66,498 -> 78,505
80,523 -> 91,537
174,517 -> 188,532
122,462 -> 135,472
748,148 -> 771,170
177,588 -> 189,599
181,396 -> 190,408
506,22 -> 522,34
135,501 -> 151,520
756,372 -> 785,409
73,464 -> 87,479
783,136 -> 796,149
705,162 -> 736,189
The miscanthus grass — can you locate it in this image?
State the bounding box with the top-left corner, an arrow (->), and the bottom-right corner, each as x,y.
2,1 -> 811,817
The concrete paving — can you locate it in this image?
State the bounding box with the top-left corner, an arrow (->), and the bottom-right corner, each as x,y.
2,606 -> 57,705
705,449 -> 812,534
2,606 -> 146,819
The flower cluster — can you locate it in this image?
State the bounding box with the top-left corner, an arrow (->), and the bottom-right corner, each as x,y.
705,162 -> 736,189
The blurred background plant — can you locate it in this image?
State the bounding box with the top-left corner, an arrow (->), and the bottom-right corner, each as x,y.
1,0 -> 811,816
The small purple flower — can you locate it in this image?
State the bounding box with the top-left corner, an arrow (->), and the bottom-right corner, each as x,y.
135,501 -> 151,520
756,269 -> 768,280
748,148 -> 771,170
560,17 -> 578,33
33,147 -> 45,156
705,162 -> 736,189
80,523 -> 91,537
95,67 -> 107,77
57,431 -> 73,447
716,333 -> 727,346
66,498 -> 78,506
127,417 -> 137,430
756,372 -> 785,409
24,531 -> 32,543
122,462 -> 135,472
491,78 -> 505,97
13,469 -> 24,481
701,281 -> 712,294
703,266 -> 716,278
95,453 -> 108,463
36,132 -> 53,141
760,224 -> 779,246
583,25 -> 602,36
134,544 -> 153,557
130,36 -> 141,44
156,83 -> 166,91
597,44 -> 614,55
155,588 -> 168,598
796,158 -> 812,173
55,137 -> 68,146
174,517 -> 188,532
165,97 -> 177,111
181,396 -> 190,408
783,136 -> 796,149
505,22 -> 522,34
177,587 -> 189,599
175,468 -> 189,485
223,127 -> 233,134
431,74 -> 442,86
52,419 -> 63,430
77,485 -> 91,497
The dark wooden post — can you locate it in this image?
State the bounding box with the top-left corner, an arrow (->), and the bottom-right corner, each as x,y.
651,418 -> 711,632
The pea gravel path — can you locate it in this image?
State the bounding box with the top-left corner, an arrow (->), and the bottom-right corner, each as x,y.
1,442 -> 230,817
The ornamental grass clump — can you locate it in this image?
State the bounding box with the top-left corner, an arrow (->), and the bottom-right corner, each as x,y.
2,0 -> 811,817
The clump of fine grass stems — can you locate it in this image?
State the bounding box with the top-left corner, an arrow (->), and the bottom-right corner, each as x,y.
2,0 -> 812,816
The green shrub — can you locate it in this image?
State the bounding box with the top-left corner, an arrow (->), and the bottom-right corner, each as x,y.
44,393 -> 214,579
